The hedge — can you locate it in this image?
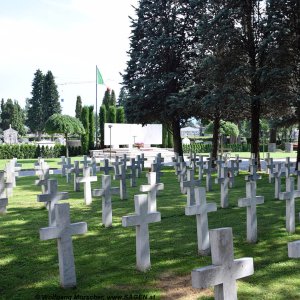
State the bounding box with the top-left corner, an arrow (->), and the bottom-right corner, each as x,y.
0,144 -> 82,159
183,143 -> 266,153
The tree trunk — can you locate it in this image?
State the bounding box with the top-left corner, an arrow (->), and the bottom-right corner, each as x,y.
65,133 -> 69,158
296,121 -> 300,171
251,98 -> 261,169
172,119 -> 183,157
212,114 -> 220,164
37,131 -> 42,141
269,127 -> 277,143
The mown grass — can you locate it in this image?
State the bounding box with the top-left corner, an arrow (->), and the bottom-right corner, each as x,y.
1,160 -> 300,299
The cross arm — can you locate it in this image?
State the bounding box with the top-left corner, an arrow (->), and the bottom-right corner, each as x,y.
69,222 -> 88,236
185,203 -> 217,216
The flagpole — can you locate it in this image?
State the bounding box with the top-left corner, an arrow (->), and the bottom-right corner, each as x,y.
95,65 -> 98,148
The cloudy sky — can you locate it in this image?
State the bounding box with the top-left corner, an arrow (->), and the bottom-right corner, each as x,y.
0,0 -> 138,116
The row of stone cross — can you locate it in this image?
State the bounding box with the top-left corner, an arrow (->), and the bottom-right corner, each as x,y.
172,152 -> 300,299
38,154 -> 165,288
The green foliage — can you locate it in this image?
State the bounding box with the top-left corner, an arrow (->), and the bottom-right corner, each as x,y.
99,105 -> 106,148
88,106 -> 95,150
205,121 -> 239,137
44,114 -> 85,136
75,96 -> 82,119
80,106 -> 90,154
102,88 -> 111,110
26,69 -> 44,134
162,124 -> 168,148
116,106 -> 125,123
117,87 -> 127,107
42,71 -> 61,120
108,106 -> 116,123
110,90 -> 116,106
11,101 -> 26,136
0,144 -> 81,159
1,99 -> 14,130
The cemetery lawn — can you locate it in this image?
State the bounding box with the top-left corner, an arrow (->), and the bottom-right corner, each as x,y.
2,167 -> 300,299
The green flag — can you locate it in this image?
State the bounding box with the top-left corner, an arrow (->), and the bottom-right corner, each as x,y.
96,67 -> 104,85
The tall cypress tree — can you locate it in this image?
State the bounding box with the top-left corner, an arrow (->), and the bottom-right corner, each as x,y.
12,101 -> 26,136
75,96 -> 82,119
81,106 -> 90,154
43,70 -> 61,121
108,106 -> 116,123
110,90 -> 116,107
117,87 -> 127,107
99,105 -> 107,148
116,107 -> 125,123
27,69 -> 44,139
88,106 -> 95,150
102,88 -> 111,110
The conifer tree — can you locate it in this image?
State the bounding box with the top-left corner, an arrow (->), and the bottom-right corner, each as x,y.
102,88 -> 111,110
116,107 -> 125,123
42,70 -> 61,120
99,105 -> 107,148
88,106 -> 95,150
0,99 -> 14,130
12,101 -> 26,136
110,90 -> 116,107
108,106 -> 116,123
75,96 -> 82,119
80,106 -> 90,154
27,69 -> 44,139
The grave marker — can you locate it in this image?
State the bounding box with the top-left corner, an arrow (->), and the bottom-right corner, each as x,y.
279,177 -> 300,233
39,203 -> 87,288
100,159 -> 113,175
196,156 -> 205,180
140,172 -> 164,212
92,175 -> 120,227
76,167 -> 97,205
191,227 -> 254,299
129,158 -> 137,187
182,169 -> 201,206
238,182 -> 264,243
273,162 -> 286,199
122,194 -> 161,271
37,179 -> 69,226
215,166 -> 230,208
63,158 -> 74,183
57,156 -> 66,176
185,187 -> 217,255
114,164 -> 130,200
80,155 -> 91,168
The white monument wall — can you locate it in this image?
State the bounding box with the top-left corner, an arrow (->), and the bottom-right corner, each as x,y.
104,123 -> 162,147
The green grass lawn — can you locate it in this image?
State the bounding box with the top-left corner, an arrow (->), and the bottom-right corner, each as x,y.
1,163 -> 300,299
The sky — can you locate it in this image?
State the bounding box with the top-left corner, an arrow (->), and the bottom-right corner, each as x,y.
0,0 -> 138,116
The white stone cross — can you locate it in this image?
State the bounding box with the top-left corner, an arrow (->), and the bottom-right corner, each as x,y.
174,156 -> 182,176
191,227 -> 254,299
273,163 -> 286,199
57,156 -> 66,176
235,155 -> 241,175
4,161 -> 18,194
71,161 -> 82,192
135,155 -> 142,177
100,158 -> 113,175
128,158 -> 137,187
89,157 -> 98,176
92,175 -> 120,227
37,179 -> 69,226
196,155 -> 205,180
215,166 -> 230,208
204,159 -> 215,192
114,164 -> 130,200
140,172 -> 164,212
63,157 -> 74,183
285,157 -> 295,178
76,167 -> 97,205
35,162 -> 53,194
0,171 -> 13,198
185,187 -> 217,255
182,169 -> 201,206
178,162 -> 187,194
151,162 -> 163,184
122,194 -> 161,271
140,153 -> 147,170
80,155 -> 91,168
112,156 -> 122,176
279,177 -> 300,233
189,150 -> 199,170
238,181 -> 264,243
245,164 -> 261,185
34,157 -> 45,169
0,197 -> 8,214
266,158 -> 275,183
39,203 -> 87,288
226,160 -> 236,188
